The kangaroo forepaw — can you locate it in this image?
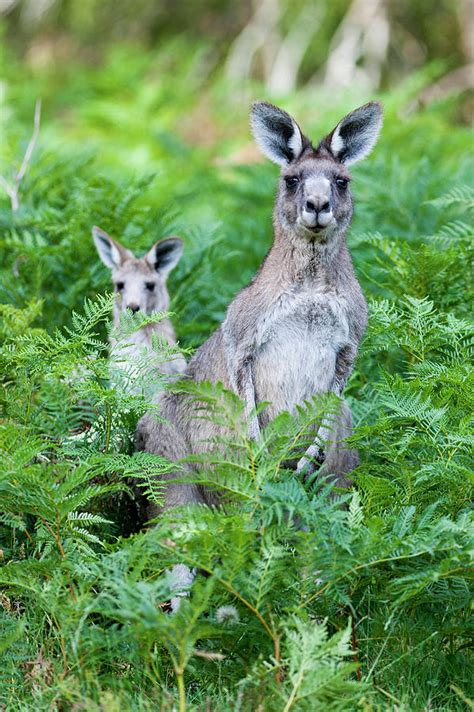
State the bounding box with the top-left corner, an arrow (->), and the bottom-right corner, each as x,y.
296,444 -> 325,480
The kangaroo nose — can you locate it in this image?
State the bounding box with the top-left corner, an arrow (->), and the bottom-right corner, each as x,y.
127,304 -> 140,314
305,199 -> 330,214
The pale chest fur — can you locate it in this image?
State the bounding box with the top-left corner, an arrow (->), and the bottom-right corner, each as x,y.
110,323 -> 185,396
253,287 -> 350,421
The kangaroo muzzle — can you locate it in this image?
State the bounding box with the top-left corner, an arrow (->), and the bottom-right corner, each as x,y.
301,199 -> 333,229
301,176 -> 334,231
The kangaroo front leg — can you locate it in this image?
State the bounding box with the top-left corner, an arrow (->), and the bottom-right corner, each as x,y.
297,343 -> 358,482
318,400 -> 357,487
296,419 -> 334,478
296,392 -> 342,479
238,360 -> 261,441
225,346 -> 261,440
222,305 -> 262,441
297,401 -> 355,488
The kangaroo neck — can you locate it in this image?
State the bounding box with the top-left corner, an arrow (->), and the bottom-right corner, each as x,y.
261,221 -> 346,286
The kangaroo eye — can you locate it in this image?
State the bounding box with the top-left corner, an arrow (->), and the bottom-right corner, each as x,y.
284,176 -> 299,189
145,282 -> 155,292
116,281 -> 124,291
336,178 -> 349,189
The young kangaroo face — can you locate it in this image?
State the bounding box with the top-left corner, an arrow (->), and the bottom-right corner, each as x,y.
92,227 -> 183,322
251,101 -> 383,242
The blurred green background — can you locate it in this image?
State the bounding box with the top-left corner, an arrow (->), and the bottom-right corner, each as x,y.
2,0 -> 473,100
1,0 -> 472,170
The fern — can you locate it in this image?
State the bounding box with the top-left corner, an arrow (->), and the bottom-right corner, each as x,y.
426,185 -> 474,210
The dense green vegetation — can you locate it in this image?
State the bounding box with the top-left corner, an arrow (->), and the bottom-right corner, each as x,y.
0,37 -> 473,711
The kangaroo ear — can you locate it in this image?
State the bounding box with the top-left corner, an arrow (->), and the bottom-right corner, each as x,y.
92,226 -> 133,268
326,102 -> 383,165
145,237 -> 183,278
251,102 -> 305,165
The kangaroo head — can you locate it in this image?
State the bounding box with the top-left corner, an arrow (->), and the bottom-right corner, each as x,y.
251,101 -> 383,243
92,227 -> 183,323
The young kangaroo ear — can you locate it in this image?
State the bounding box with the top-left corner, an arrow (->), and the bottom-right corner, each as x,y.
145,237 -> 183,279
92,226 -> 133,269
251,102 -> 305,165
327,102 -> 383,165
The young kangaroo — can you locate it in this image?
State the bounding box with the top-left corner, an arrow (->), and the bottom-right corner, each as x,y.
92,227 -> 186,393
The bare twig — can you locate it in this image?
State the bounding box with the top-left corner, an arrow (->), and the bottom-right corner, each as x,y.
0,98 -> 41,212
16,98 -> 42,184
192,649 -> 225,661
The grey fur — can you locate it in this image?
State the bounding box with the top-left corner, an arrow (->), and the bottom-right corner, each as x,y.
92,227 -> 186,389
328,102 -> 383,165
137,101 -> 382,520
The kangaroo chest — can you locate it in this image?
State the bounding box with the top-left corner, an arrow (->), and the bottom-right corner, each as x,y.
252,289 -> 350,421
109,322 -> 185,395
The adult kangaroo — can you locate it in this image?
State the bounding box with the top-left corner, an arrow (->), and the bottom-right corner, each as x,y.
137,100 -> 382,518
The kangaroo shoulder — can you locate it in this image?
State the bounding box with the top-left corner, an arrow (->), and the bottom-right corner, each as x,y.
187,328 -> 229,384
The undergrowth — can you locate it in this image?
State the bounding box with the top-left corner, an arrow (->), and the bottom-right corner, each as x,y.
0,45 -> 473,711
